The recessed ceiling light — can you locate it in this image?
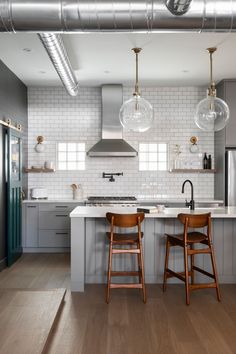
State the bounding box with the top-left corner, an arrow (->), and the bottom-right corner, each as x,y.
22,48 -> 31,52
182,70 -> 189,73
104,70 -> 110,74
39,70 -> 46,74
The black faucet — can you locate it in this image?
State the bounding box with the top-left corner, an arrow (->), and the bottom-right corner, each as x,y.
102,172 -> 123,182
182,179 -> 195,210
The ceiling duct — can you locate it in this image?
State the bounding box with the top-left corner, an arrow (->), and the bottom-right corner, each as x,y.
0,0 -> 236,33
38,33 -> 79,96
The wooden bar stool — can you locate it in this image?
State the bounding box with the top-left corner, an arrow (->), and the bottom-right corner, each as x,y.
106,212 -> 146,303
163,213 -> 221,305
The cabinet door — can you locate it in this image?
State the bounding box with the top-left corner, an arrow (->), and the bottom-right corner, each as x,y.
25,204 -> 38,247
225,81 -> 236,147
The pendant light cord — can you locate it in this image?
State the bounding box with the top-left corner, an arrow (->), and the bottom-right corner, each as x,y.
209,50 -> 213,84
207,47 -> 217,97
132,47 -> 142,96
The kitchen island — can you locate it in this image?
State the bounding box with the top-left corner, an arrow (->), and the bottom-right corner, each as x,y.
70,206 -> 236,291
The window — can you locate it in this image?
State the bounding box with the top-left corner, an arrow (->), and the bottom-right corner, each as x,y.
139,143 -> 168,171
57,143 -> 85,170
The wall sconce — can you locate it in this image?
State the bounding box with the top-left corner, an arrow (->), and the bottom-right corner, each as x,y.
189,136 -> 199,153
35,136 -> 45,153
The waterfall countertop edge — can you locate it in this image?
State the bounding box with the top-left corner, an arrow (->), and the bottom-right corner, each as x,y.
69,206 -> 236,219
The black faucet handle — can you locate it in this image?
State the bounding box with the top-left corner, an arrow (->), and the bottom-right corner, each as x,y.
185,199 -> 195,210
185,199 -> 190,207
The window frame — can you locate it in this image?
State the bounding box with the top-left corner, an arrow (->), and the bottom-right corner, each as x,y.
56,142 -> 86,171
139,143 -> 168,171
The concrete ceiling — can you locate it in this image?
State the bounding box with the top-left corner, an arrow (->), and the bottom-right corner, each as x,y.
0,32 -> 236,87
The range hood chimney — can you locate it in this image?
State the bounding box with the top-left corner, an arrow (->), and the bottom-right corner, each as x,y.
87,85 -> 137,157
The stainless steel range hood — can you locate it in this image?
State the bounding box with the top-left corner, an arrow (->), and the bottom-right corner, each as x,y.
87,85 -> 137,157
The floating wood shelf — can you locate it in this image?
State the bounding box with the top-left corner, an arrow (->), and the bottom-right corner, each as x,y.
169,169 -> 216,173
24,167 -> 55,173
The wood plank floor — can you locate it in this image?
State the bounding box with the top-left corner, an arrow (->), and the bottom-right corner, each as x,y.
0,288 -> 66,354
0,254 -> 236,354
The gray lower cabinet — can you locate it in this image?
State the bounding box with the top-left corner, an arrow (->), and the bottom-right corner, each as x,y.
23,202 -> 83,252
23,204 -> 39,247
39,230 -> 70,247
39,212 -> 70,230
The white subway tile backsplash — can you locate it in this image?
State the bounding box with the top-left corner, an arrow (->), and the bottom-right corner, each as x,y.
27,86 -> 214,200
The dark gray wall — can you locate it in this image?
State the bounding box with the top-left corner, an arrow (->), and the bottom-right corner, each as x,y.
0,60 -> 28,126
0,59 -> 28,269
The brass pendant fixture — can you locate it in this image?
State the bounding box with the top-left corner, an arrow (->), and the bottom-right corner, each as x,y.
119,48 -> 154,133
195,47 -> 230,132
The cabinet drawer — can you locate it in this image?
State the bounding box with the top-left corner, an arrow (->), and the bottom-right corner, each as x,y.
39,203 -> 76,212
39,212 -> 70,230
39,230 -> 70,247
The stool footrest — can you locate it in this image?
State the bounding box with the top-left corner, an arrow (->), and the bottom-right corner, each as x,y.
110,283 -> 143,289
192,266 -> 215,279
166,269 -> 186,282
112,249 -> 140,254
111,271 -> 140,277
188,248 -> 211,255
190,283 -> 217,290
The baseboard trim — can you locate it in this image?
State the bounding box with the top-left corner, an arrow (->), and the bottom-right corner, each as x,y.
0,257 -> 7,272
23,247 -> 70,253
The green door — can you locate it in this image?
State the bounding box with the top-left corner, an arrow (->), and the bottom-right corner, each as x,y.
7,128 -> 22,266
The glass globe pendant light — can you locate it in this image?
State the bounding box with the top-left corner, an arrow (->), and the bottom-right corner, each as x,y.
195,47 -> 229,132
119,48 -> 154,133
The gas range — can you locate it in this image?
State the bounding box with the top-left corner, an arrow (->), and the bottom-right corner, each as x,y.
86,196 -> 138,207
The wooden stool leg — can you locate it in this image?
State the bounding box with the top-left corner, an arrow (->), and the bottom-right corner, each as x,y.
190,244 -> 195,285
163,238 -> 170,292
106,241 -> 113,304
139,241 -> 146,303
137,251 -> 141,284
209,244 -> 221,302
184,244 -> 190,305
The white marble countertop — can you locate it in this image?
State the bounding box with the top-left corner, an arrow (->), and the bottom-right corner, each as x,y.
136,198 -> 223,204
70,206 -> 236,219
23,198 -> 223,204
22,199 -> 84,203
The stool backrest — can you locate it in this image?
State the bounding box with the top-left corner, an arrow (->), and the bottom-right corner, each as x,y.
106,212 -> 145,228
178,213 -> 211,228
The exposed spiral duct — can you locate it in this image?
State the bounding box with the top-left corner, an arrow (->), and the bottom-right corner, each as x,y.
1,0 -> 235,97
0,0 -> 235,33
38,33 -> 79,96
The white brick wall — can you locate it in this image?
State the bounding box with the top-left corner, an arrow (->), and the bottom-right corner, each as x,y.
26,86 -> 214,200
